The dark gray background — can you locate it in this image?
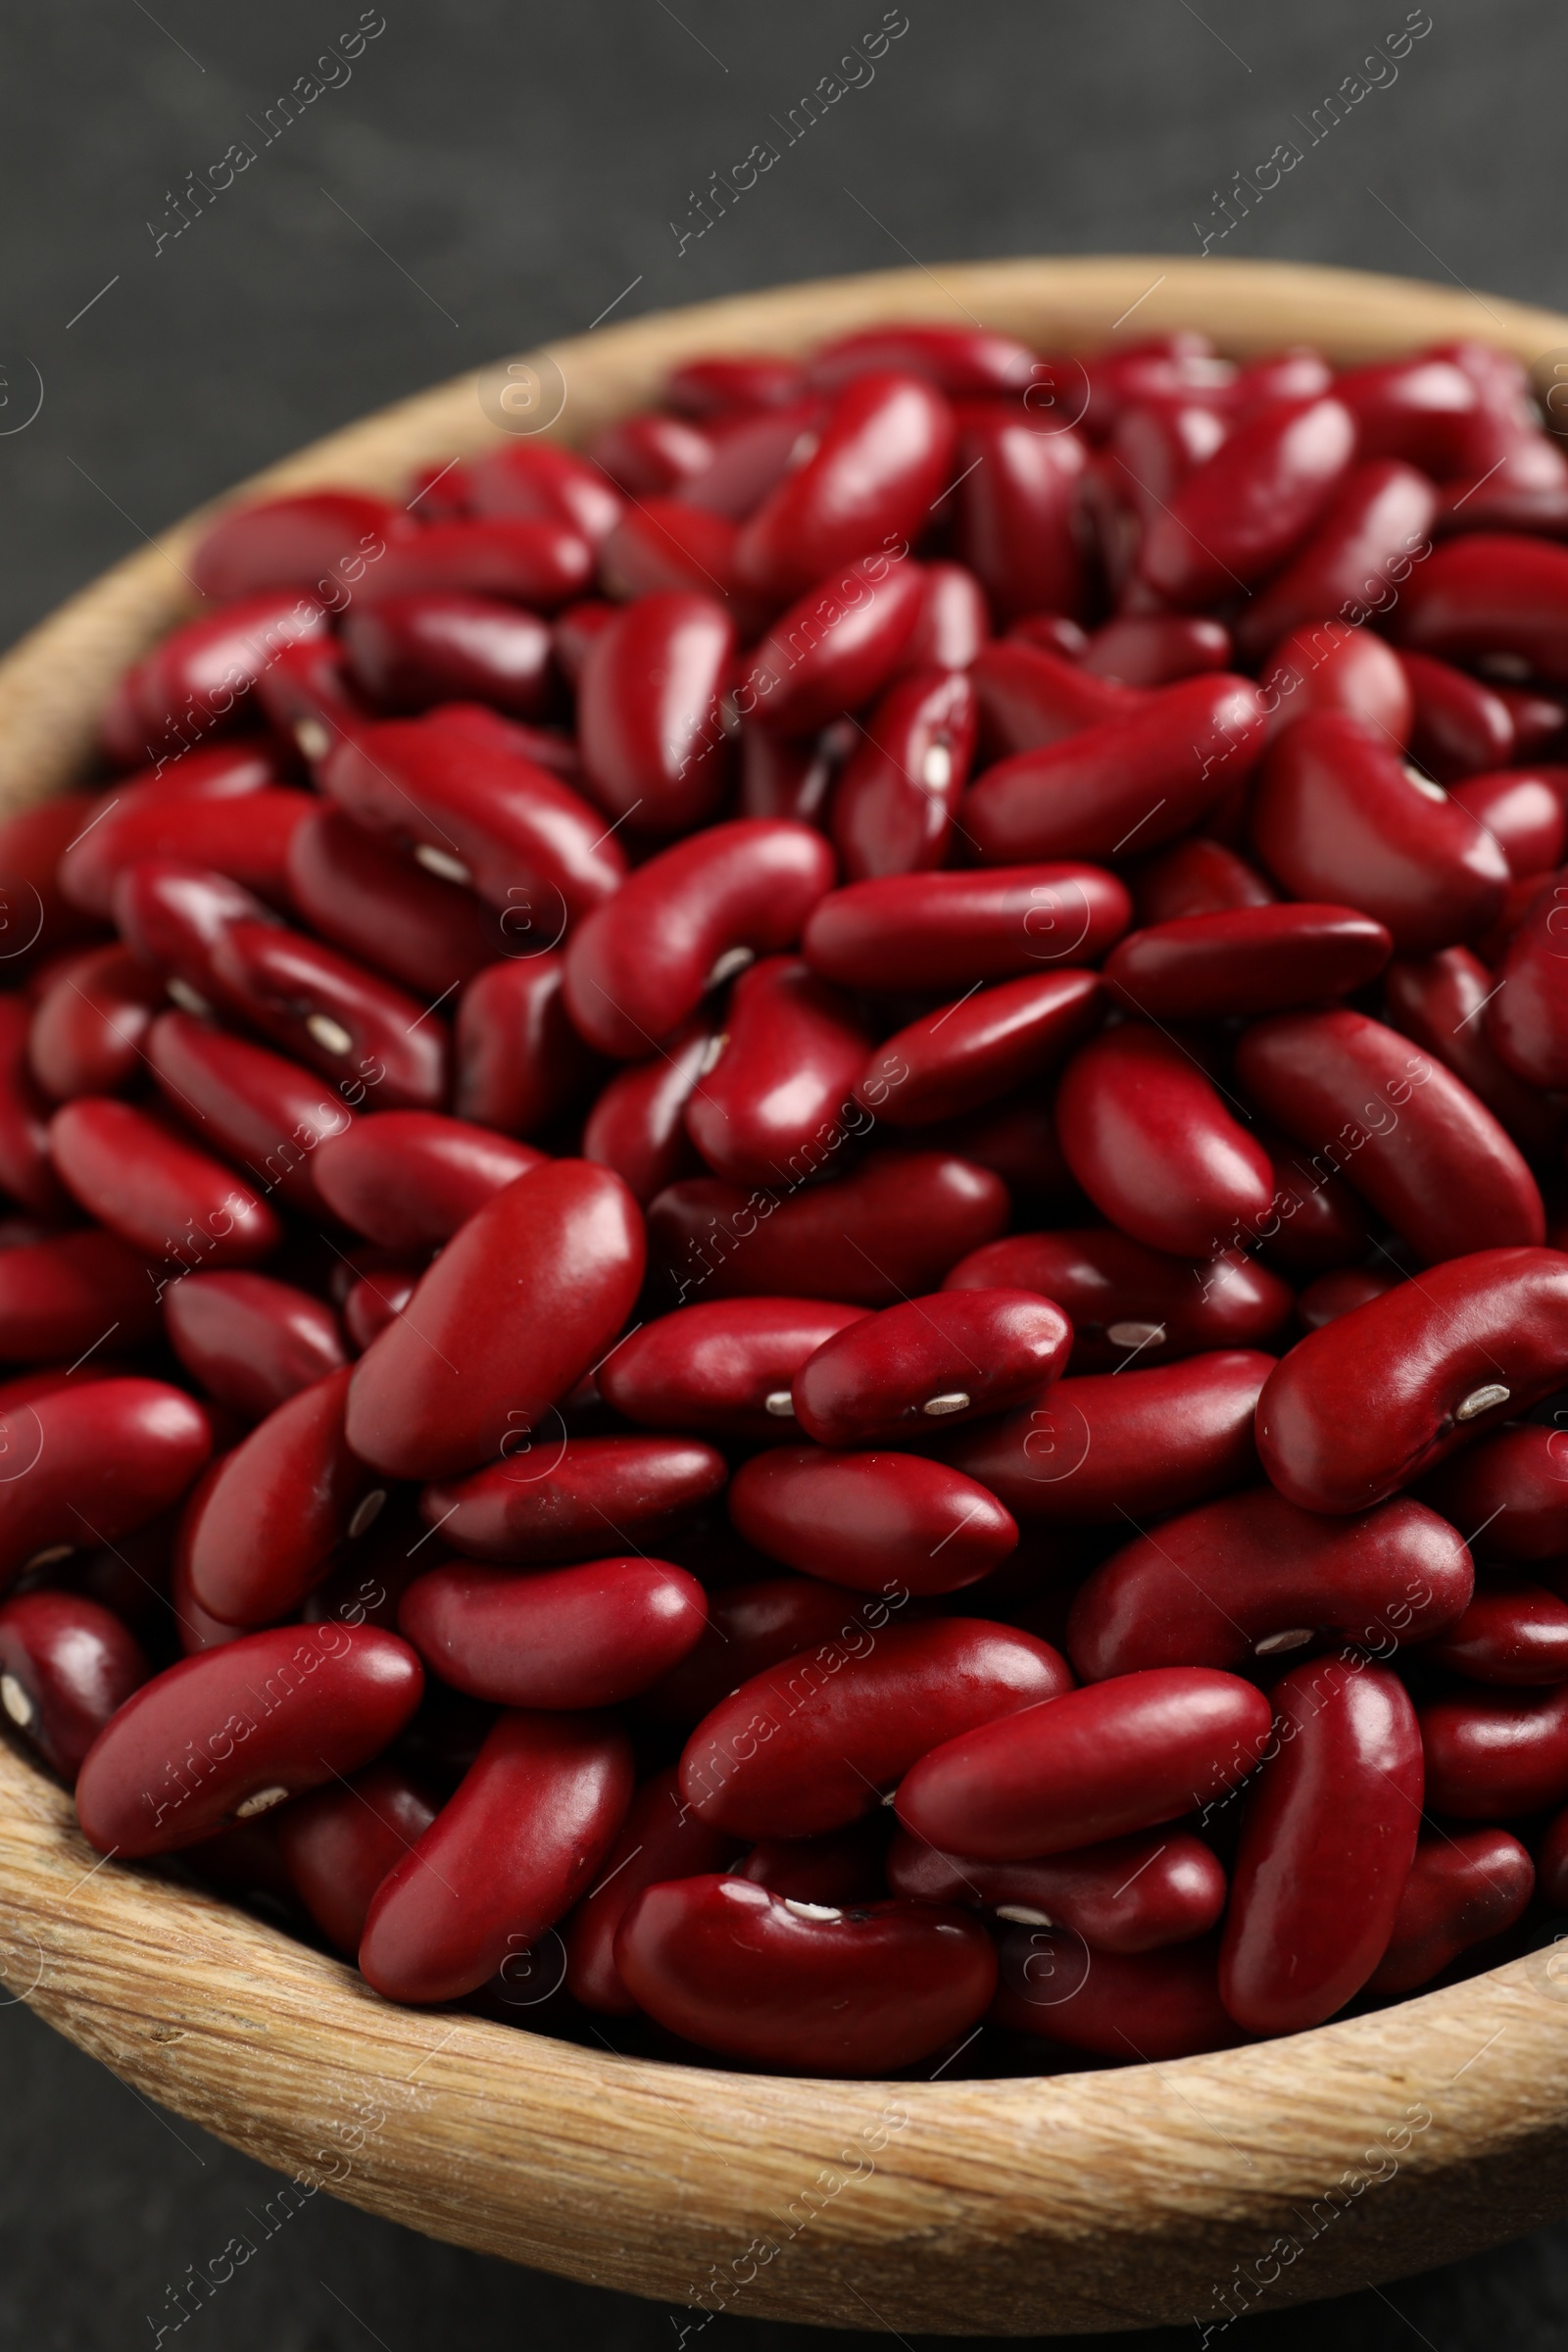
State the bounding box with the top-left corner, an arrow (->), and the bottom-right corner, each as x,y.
0,1 -> 1563,2344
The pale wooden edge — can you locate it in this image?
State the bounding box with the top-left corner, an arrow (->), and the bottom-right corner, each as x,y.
4,253 -> 1568,2332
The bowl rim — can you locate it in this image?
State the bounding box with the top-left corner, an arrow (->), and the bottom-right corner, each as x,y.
3,252 -> 1568,2336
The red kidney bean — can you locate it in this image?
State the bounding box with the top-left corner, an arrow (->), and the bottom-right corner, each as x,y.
684,956 -> 871,1186
163,1270 -> 346,1422
1054,1025 -> 1274,1260
1219,1656 -> 1422,2034
858,969 -> 1102,1129
340,592 -> 555,718
600,1298 -> 864,1440
346,1159 -> 643,1480
1108,396 -> 1230,531
358,515 -> 593,611
737,1816 -> 889,1906
738,719 -> 843,825
313,1112 -> 542,1251
1250,1129 -> 1375,1275
588,412 -> 713,500
1236,1008 -> 1544,1265
945,1227 -> 1290,1373
1258,618 -> 1415,746
595,494 -> 745,612
454,955 -> 606,1137
1080,614 -> 1230,689
1496,690 -> 1568,758
1007,613 -> 1090,660
951,411 -> 1087,623
563,1763 -> 740,2012
989,1928 -> 1241,2060
1333,355 -> 1487,473
253,635 -> 367,764
465,437 -> 625,541
0,1229 -> 160,1360
580,1015 -> 710,1203
61,788 -> 313,920
104,591 -> 330,768
803,864 -> 1131,993
551,599 -> 616,687
398,1554 -> 708,1708
1421,1423 -> 1568,1560
562,819 -> 835,1058
649,1150 -> 1008,1308
111,860 -> 273,1016
1366,1828 -> 1535,1993
274,1760 -> 440,1954
1138,396 -> 1356,605
0,1590 -> 149,1780
0,794 -> 108,968
898,1665 -> 1270,1859
972,639 -> 1135,757
1448,769 -> 1567,877
1296,1266 -> 1402,1331
359,1706 -> 632,2003
27,945 -> 168,1101
1081,334 -> 1233,439
1486,872 -> 1568,1087
1104,904 -> 1392,1022
1422,1679 -> 1568,1816
1382,948 -> 1566,1158
0,998 -> 70,1214
728,1447 -> 1017,1597
320,710 -> 625,929
285,806 -> 498,999
680,1617 -> 1068,1838
808,325 -> 1034,399
666,356 -> 806,416
1422,1573 -> 1568,1683
1067,1487 -> 1472,1680
1399,649 -> 1516,784
343,1262 -> 420,1351
49,1097 -> 283,1268
145,1009 -> 355,1219
1129,836 -> 1275,924
907,1093 -> 1080,1212
734,371 -> 956,601
422,1433 -> 726,1565
635,1574 -> 876,1730
1395,533 -> 1568,682
897,561 -> 989,672
939,1349 -> 1272,1525
1255,1247 -> 1568,1513
792,1288 -> 1070,1449
829,667 -> 976,879
185,1365 -> 381,1626
208,919 -> 447,1111
577,590 -> 736,834
964,674 -> 1268,864
616,1875 -> 995,2074
0,1374 -> 207,1592
888,1825 -> 1225,1955
738,548 -> 928,737
1234,459 -> 1439,659
190,491 -> 399,602
677,397 -> 824,522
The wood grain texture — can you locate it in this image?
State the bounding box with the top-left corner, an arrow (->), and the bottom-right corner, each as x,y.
2,254 -> 1568,2332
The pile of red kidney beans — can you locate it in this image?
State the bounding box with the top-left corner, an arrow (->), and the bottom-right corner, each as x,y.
8,319 -> 1568,2080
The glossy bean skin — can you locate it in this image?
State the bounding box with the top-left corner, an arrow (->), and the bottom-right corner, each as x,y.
0,1229 -> 161,1361
1421,1680 -> 1568,1816
208,920 -> 447,1111
733,371 -> 956,601
313,1112 -> 543,1251
1258,618 -> 1415,746
737,722 -> 841,825
679,1618 -> 1070,1838
635,1575 -> 881,1731
898,1666 -> 1270,1860
738,551 -> 928,737
589,411 -> 714,499
284,807 -> 497,999
648,1151 -> 1008,1308
454,956 -> 606,1139
1255,1248 -> 1568,1513
274,1761 -> 440,1954
909,1094 -> 1079,1212
600,1298 -> 865,1440
49,1097 -> 283,1267
346,1161 -> 645,1480
343,1263 -> 420,1351
669,356 -> 807,414
1066,1488 -> 1473,1680
1128,836 -> 1275,924
0,1590 -> 150,1780
888,1824 -> 1224,1954
1487,874 -> 1568,1089
1081,613 -> 1231,688
1394,533 -> 1568,682
0,999 -> 71,1213
1235,1010 -> 1544,1267
1334,355 -> 1488,474
973,639 -> 1134,757
60,789 -> 313,918
963,676 -> 1268,864
792,1289 -> 1071,1448
145,1010 -> 356,1219
944,1228 -> 1291,1372
1449,769 -> 1566,878
939,1350 -> 1272,1525
614,1876 -> 996,2076
340,592 -> 555,718
808,325 -> 1036,398
27,945 -> 168,1100
898,561 -> 989,672
1234,458 -> 1439,659
727,1447 -> 1018,1597
0,794 -> 107,971
358,1708 -> 633,2004
1054,1025 -> 1274,1260
988,1930 -> 1242,2061
952,413 -> 1087,622
1250,713 -> 1509,955
421,1434 -> 726,1565
102,591 -> 329,767
74,1621 -> 423,1857
1218,1657 -> 1422,2034
111,859 -> 272,1014
189,490 -> 399,601
829,667 -> 976,879
1253,1131 -> 1376,1275
858,969 -> 1102,1129
562,819 -> 835,1058
1382,948 -> 1565,1159
465,436 -> 626,540
1295,1266 -> 1402,1330
1138,396 -> 1356,605
596,497 -> 755,614
358,515 -> 594,611
684,956 -> 871,1186
162,1270 -> 346,1422
1104,905 -> 1392,1022
1421,1575 -> 1568,1684
580,1016 -> 710,1204
1399,649 -> 1516,784
398,1555 -> 708,1708
1421,1424 -> 1568,1561
563,1764 -> 740,2013
737,1817 -> 889,1905
577,590 -> 736,833
676,397 -> 821,521
803,865 -> 1131,992
1365,1829 -> 1535,1993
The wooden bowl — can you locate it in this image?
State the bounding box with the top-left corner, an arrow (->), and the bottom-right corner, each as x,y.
4,255 -> 1568,2337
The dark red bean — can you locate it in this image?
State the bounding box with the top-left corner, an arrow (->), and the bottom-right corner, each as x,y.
685,956 -> 871,1185
1487,873 -> 1568,1088
208,919 -> 447,1111
162,1270 -> 346,1422
1233,459 -> 1438,660
60,790 -> 314,920
357,515 -> 593,611
1080,613 -> 1230,688
1394,533 -> 1568,682
898,1665 -> 1270,1859
1067,1488 -> 1472,1680
274,1760 -> 440,1954
588,412 -> 713,499
563,1763 -> 740,2012
1128,836 -> 1275,924
190,491 -> 400,602
1219,1656 -> 1422,2034
1448,769 -> 1567,878
27,945 -> 168,1100
829,667 -> 976,879
808,325 -> 1035,399
1104,905 -> 1392,1021
897,561 -> 989,672
1138,396 -> 1355,605
1255,1247 -> 1568,1514
803,864 -> 1131,993
677,398 -> 823,521
737,1816 -> 889,1906
313,1112 -> 542,1251
939,1349 -> 1272,1525
667,356 -> 807,416
596,494 -> 754,615
1250,1130 -> 1375,1274
103,591 -> 329,767
1382,948 -> 1565,1159
1496,690 -> 1568,759
577,590 -> 736,833
888,1825 -> 1225,1955
738,550 -> 928,737
1365,1828 -> 1534,1993
909,1094 -> 1080,1212
340,592 -> 556,718
952,410 -> 1087,623
728,1446 -> 1017,1596
49,1097 -> 283,1267
737,721 -> 842,825
563,819 -> 835,1059
398,1554 -> 708,1708
454,955 -> 606,1138
989,1929 -> 1241,2061
1536,1805 -> 1568,1909
342,1263 -> 420,1352
0,1229 -> 160,1361
0,794 -> 107,968
1235,1009 -> 1544,1266
1296,1266 -> 1402,1331
75,1619 -> 422,1856
679,1618 -> 1068,1838
1399,649 -> 1516,784
580,1016 -> 710,1204
1258,618 -> 1415,745
600,1298 -> 864,1439
253,635 -> 367,764
972,639 -> 1133,758
0,1589 -> 150,1780
1420,1680 -> 1568,1816
422,1432 -> 725,1565
285,807 -> 497,998
1421,1423 -> 1568,1561
145,1009 -> 356,1219
346,1160 -> 644,1480
465,437 -> 625,541
792,1289 -> 1070,1448
0,998 -> 71,1213
1334,357 -> 1485,475
858,969 -> 1102,1129
1108,397 -> 1229,530
1422,1574 -> 1568,1684
111,859 -> 272,1015
358,1707 -> 632,2003
944,1228 -> 1290,1372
